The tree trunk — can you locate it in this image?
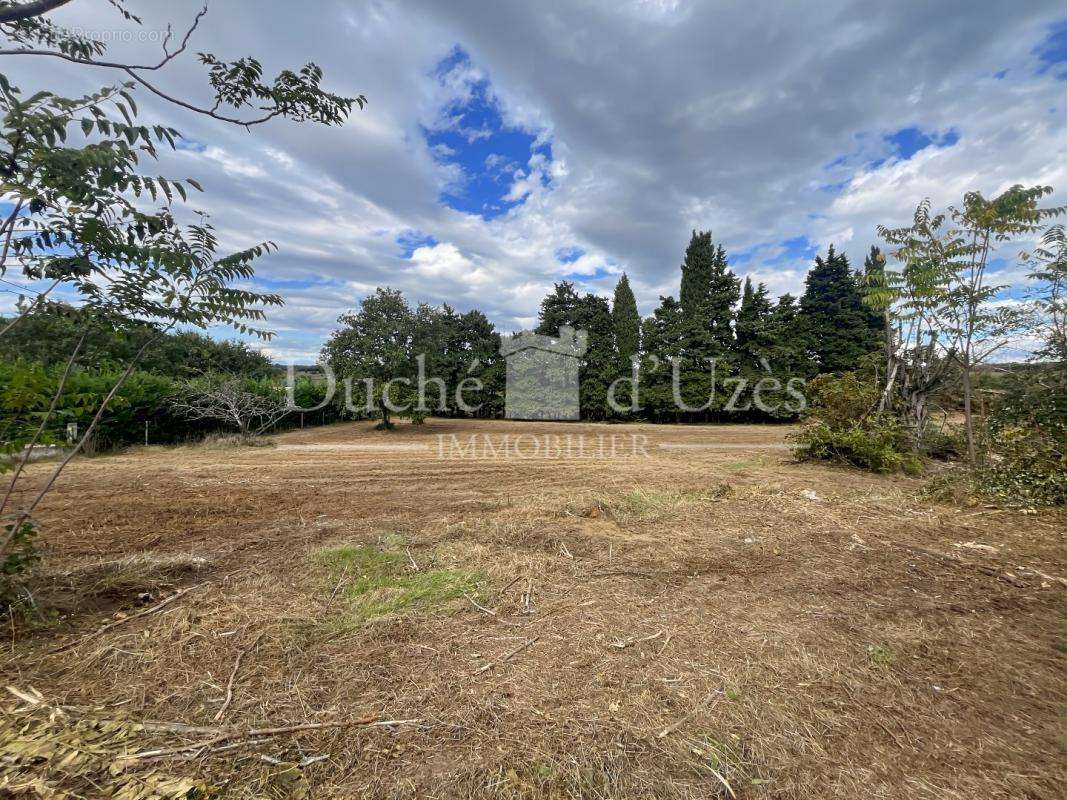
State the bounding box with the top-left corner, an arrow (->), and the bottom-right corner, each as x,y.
961,361 -> 976,466
378,399 -> 394,430
878,310 -> 896,412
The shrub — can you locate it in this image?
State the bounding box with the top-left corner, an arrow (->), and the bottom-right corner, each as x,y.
792,372 -> 923,474
977,426 -> 1066,506
794,417 -> 922,474
804,372 -> 879,428
931,368 -> 1067,507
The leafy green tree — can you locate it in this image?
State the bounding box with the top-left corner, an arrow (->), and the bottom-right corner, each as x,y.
611,273 -> 640,362
877,187 -> 1063,462
438,307 -> 502,417
1027,224 -> 1067,361
322,288 -> 419,429
799,245 -> 878,374
0,0 -> 360,575
947,186 -> 1063,462
871,202 -> 962,445
0,312 -> 275,377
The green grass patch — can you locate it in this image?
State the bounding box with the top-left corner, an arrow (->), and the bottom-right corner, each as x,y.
866,643 -> 895,666
720,459 -> 761,474
314,543 -> 482,626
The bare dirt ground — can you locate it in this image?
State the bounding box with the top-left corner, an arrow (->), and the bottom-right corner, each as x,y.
2,418 -> 1065,799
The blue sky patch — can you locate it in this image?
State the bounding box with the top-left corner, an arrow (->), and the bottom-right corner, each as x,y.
730,249 -> 754,266
555,246 -> 584,264
252,276 -> 342,291
771,235 -> 819,264
1034,18 -> 1067,79
993,68 -> 1008,80
424,46 -> 553,220
819,179 -> 850,193
176,137 -> 207,153
882,126 -> 960,161
397,230 -> 439,258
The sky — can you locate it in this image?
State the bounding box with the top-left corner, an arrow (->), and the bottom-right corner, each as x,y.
2,0 -> 1066,362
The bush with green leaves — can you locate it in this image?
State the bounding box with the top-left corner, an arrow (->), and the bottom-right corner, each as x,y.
794,417 -> 923,474
932,367 -> 1067,507
792,372 -> 923,474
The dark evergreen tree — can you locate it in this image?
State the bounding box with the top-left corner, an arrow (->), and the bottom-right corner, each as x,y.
678,230 -> 739,353
734,277 -> 774,365
535,281 -> 616,419
861,245 -> 890,343
766,292 -> 811,377
611,273 -> 641,362
640,296 -> 688,422
798,245 -> 880,374
536,281 -> 582,336
679,230 -> 715,319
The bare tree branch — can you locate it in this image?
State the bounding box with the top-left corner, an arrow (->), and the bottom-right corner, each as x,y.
0,0 -> 74,24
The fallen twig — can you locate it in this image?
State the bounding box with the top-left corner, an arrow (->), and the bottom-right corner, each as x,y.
496,574 -> 524,597
607,629 -> 665,649
118,715 -> 422,760
474,636 -> 540,675
214,631 -> 265,721
406,547 -> 420,572
464,593 -> 497,616
50,585 -> 203,654
522,578 -> 533,614
323,565 -> 351,612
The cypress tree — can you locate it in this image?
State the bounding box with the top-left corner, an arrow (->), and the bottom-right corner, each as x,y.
678,230 -> 739,353
679,230 -> 715,318
640,295 -> 688,422
799,245 -> 879,374
611,273 -> 641,362
707,243 -> 740,352
735,277 -> 774,363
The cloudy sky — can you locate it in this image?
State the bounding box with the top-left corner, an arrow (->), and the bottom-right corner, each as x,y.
3,0 -> 1066,361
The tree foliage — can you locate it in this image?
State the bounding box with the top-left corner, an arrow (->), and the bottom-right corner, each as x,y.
875,187 -> 1063,460
799,245 -> 880,375
0,0 -> 360,577
0,311 -> 276,377
611,273 -> 640,363
321,288 -> 502,428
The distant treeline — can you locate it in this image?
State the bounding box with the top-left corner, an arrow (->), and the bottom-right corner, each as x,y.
0,231 -> 888,443
321,230 -> 885,424
0,315 -> 337,449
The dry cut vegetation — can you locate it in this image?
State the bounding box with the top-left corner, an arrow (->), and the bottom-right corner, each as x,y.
2,418 -> 1065,799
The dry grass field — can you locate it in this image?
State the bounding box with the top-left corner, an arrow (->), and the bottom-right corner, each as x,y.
2,418 -> 1065,798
